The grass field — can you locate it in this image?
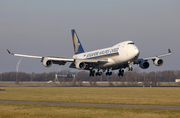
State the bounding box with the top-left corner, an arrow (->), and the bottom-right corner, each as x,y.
0,103 -> 180,118
1,87 -> 180,106
0,87 -> 180,118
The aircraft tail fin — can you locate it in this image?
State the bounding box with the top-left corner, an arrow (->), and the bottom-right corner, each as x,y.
71,29 -> 85,55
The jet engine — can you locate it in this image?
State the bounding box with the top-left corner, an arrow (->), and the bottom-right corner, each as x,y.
75,61 -> 86,69
139,61 -> 149,69
153,58 -> 163,66
43,58 -> 53,67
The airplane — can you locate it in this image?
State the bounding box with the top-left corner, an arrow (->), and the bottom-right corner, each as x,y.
7,29 -> 172,77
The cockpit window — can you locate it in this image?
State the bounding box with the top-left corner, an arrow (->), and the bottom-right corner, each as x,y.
127,42 -> 135,45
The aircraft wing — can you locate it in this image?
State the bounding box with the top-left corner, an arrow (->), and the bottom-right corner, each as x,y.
7,49 -> 42,59
142,49 -> 172,60
7,49 -> 108,67
7,49 -> 74,65
134,49 -> 172,65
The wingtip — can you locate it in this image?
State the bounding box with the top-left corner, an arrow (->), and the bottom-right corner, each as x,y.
7,49 -> 14,55
7,49 -> 11,54
168,49 -> 172,53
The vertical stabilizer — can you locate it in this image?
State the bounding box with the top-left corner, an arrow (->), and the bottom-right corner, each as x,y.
71,29 -> 85,54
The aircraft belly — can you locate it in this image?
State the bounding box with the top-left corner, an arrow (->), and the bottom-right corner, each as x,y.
96,61 -> 127,69
98,53 -> 130,69
96,63 -> 114,69
112,53 -> 127,64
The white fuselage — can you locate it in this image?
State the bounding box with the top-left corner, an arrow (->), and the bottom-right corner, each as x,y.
73,41 -> 140,69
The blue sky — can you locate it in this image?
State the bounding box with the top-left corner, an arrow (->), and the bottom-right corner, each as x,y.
1,0 -> 180,73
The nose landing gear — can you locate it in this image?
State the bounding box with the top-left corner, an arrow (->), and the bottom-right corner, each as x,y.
128,61 -> 133,71
128,67 -> 133,71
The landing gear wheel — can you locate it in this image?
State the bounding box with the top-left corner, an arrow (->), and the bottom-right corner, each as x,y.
118,69 -> 124,76
121,69 -> 124,73
105,68 -> 112,76
106,72 -> 109,76
109,72 -> 112,76
89,69 -> 95,77
96,68 -> 102,76
89,73 -> 94,77
106,71 -> 112,76
96,72 -> 102,76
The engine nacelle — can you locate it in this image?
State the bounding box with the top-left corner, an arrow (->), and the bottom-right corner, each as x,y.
43,58 -> 53,67
75,61 -> 86,70
153,58 -> 163,66
139,61 -> 149,69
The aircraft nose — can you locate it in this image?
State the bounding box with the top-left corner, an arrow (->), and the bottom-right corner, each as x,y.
134,48 -> 139,56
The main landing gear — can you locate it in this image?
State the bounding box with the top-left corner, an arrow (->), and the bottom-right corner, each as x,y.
89,69 -> 95,77
89,69 -> 103,77
96,69 -> 102,76
106,68 -> 112,76
118,69 -> 124,76
89,66 -> 133,77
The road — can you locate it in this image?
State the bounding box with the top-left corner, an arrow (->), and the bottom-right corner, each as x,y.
0,100 -> 180,110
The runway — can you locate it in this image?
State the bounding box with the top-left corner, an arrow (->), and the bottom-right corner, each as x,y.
0,100 -> 180,110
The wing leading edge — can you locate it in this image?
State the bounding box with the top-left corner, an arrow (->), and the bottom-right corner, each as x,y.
7,49 -> 108,67
7,49 -> 74,65
7,49 -> 42,59
142,49 -> 172,61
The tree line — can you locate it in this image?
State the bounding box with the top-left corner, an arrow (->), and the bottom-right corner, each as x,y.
0,69 -> 180,83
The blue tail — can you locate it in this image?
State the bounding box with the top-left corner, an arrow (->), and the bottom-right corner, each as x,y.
71,29 -> 85,54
